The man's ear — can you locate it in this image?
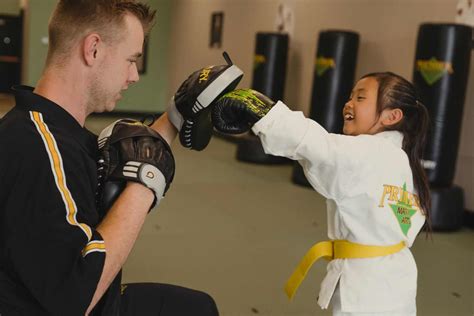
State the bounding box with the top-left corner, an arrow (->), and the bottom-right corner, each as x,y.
83,33 -> 101,66
381,108 -> 404,127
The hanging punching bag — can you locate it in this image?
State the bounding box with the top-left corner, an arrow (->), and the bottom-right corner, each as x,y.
236,32 -> 289,164
412,23 -> 471,230
252,32 -> 288,101
293,30 -> 359,186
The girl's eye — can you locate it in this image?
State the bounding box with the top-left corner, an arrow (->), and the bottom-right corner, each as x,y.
357,96 -> 365,101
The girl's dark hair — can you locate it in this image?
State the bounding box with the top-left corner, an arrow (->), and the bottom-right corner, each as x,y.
361,72 -> 432,232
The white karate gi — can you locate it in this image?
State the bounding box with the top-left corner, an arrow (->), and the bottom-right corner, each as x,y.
252,101 -> 426,315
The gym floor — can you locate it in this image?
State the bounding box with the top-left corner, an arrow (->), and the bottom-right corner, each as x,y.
1,98 -> 473,316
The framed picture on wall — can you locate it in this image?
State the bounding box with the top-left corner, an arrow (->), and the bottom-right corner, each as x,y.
210,12 -> 224,48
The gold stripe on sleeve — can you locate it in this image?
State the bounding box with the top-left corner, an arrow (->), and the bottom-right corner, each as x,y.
82,240 -> 106,257
30,111 -> 93,241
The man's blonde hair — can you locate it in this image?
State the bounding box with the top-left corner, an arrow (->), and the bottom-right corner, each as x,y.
47,0 -> 156,65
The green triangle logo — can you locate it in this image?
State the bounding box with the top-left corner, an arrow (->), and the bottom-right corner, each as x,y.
389,183 -> 417,236
416,57 -> 454,86
315,56 -> 336,77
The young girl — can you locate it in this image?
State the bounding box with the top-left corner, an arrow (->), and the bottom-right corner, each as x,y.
212,72 -> 431,315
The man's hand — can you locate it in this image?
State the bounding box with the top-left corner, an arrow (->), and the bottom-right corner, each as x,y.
211,89 -> 276,134
97,119 -> 175,212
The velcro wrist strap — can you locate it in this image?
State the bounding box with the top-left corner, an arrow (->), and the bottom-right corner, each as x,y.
122,161 -> 167,208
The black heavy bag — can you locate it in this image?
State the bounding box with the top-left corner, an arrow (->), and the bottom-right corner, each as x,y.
429,185 -> 465,231
293,30 -> 359,187
412,23 -> 471,230
236,32 -> 290,164
414,23 -> 471,186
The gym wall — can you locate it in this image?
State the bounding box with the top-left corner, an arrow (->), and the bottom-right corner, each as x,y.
0,0 -> 20,15
167,0 -> 474,213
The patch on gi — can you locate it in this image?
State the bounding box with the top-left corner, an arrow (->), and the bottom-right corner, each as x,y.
379,182 -> 420,236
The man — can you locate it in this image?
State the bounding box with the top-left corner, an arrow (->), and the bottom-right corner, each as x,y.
0,1 -> 224,315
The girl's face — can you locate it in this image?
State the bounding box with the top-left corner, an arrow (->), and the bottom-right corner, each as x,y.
342,77 -> 381,136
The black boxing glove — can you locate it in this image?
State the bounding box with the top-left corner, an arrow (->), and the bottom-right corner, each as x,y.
211,89 -> 276,134
167,52 -> 243,150
96,119 -> 175,213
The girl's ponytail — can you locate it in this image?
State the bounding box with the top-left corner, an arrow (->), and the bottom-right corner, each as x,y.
361,72 -> 432,232
403,100 -> 432,232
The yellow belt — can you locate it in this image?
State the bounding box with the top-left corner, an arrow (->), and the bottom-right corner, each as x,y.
284,240 -> 406,300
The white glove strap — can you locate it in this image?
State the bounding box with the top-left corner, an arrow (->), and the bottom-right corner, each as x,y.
166,97 -> 184,131
123,161 -> 167,208
194,64 -> 243,113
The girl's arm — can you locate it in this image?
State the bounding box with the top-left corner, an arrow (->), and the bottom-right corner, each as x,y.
252,101 -> 373,200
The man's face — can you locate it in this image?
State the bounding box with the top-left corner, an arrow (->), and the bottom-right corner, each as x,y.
89,14 -> 144,113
